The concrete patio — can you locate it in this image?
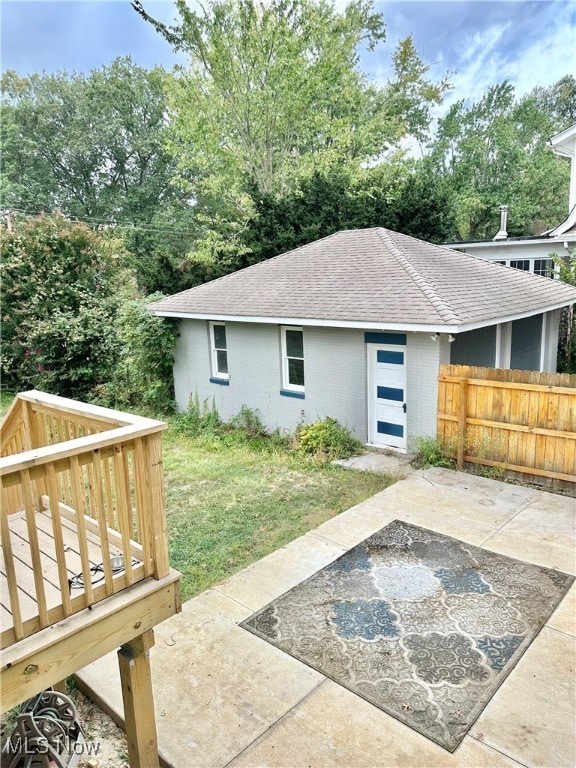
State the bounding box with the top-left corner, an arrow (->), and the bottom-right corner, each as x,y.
77,468 -> 576,768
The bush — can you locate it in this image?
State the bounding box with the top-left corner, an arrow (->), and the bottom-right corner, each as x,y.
295,417 -> 363,462
94,291 -> 178,414
228,405 -> 267,438
1,214 -> 123,399
411,436 -> 453,468
173,393 -> 221,436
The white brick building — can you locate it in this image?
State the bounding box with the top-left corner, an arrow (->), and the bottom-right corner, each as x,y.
151,228 -> 576,451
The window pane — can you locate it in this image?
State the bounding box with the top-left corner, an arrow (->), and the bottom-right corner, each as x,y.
510,260 -> 529,271
511,315 -> 542,370
286,329 -> 303,358
288,358 -> 305,386
213,324 -> 227,349
216,350 -> 228,374
534,259 -> 553,277
450,326 -> 496,367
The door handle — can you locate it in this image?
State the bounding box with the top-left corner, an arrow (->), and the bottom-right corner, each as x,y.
403,403 -> 407,413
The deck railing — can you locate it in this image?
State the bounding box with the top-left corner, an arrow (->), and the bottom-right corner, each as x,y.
0,391 -> 170,648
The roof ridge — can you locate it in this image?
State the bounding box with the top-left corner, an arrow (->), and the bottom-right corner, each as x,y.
377,229 -> 462,324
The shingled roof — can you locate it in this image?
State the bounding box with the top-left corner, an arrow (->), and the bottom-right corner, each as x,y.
150,228 -> 576,332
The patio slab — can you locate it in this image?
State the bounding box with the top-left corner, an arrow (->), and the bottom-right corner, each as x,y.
377,469 -> 541,528
77,588 -> 324,768
230,681 -> 524,768
333,451 -> 416,477
547,582 -> 576,636
76,468 -> 576,768
473,626 -> 576,768
482,529 -> 576,574
214,531 -> 346,610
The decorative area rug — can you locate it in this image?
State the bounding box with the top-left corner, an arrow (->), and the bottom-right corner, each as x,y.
241,520 -> 574,751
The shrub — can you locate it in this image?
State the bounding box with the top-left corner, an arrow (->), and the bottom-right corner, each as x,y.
411,436 -> 453,468
1,214 -> 123,399
173,393 -> 221,436
228,405 -> 267,438
295,417 -> 363,462
94,291 -> 178,414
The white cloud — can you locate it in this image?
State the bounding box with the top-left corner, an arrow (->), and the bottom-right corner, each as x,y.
499,12 -> 575,96
430,3 -> 574,110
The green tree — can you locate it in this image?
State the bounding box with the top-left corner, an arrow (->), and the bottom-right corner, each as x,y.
134,0 -> 449,272
428,80 -> 571,241
532,75 -> 576,127
1,58 -> 197,292
1,214 -> 124,398
239,160 -> 453,264
384,36 -> 451,147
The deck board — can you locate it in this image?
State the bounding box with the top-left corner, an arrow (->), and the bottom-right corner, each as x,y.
1,509 -> 135,640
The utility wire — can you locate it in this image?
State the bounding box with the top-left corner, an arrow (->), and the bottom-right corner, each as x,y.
2,207 -> 198,237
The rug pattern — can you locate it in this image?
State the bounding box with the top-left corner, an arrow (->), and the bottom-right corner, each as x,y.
240,520 -> 574,751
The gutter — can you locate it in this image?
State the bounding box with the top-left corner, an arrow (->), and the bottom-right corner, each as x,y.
149,300 -> 576,335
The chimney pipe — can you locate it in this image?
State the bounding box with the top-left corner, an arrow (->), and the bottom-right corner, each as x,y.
493,205 -> 508,241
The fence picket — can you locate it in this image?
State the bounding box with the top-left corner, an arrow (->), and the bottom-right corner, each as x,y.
438,364 -> 576,483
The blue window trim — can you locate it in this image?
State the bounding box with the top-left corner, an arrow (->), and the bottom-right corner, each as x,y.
210,377 -> 230,386
364,332 -> 406,345
280,389 -> 305,399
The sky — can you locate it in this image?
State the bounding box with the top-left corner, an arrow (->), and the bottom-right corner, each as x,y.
1,0 -> 574,112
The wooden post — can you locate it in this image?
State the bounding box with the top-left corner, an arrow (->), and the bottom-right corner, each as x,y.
134,434 -> 170,580
147,434 -> 170,580
118,630 -> 160,768
457,378 -> 468,470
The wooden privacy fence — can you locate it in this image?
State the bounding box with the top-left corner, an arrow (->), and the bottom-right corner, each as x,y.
437,365 -> 576,483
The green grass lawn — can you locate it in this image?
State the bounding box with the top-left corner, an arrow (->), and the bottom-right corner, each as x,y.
0,391 -> 14,416
0,394 -> 393,602
163,428 -> 392,600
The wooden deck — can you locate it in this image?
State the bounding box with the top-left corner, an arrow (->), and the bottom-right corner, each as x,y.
0,391 -> 182,767
1,507 -> 146,648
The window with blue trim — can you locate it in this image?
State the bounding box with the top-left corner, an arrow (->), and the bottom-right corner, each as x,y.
210,322 -> 229,380
281,326 -> 305,393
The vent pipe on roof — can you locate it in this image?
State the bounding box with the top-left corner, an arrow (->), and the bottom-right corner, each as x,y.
493,205 -> 508,241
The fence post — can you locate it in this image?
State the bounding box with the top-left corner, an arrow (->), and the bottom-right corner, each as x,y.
457,378 -> 468,470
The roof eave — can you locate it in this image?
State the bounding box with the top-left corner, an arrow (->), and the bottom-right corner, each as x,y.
444,235 -> 576,248
149,300 -> 575,333
550,123 -> 576,155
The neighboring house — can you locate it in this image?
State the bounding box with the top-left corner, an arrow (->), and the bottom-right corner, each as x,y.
444,123 -> 576,273
150,228 -> 576,452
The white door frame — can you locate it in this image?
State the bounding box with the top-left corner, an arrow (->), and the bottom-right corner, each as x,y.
367,343 -> 407,451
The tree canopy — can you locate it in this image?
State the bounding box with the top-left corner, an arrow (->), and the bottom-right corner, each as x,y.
427,80 -> 571,240
134,0 -> 449,195
1,215 -> 124,398
0,57 -> 198,292
133,0 -> 450,271
239,162 -> 453,266
1,58 -> 174,220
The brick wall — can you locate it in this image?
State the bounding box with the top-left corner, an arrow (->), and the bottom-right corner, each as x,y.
173,320 -> 443,444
